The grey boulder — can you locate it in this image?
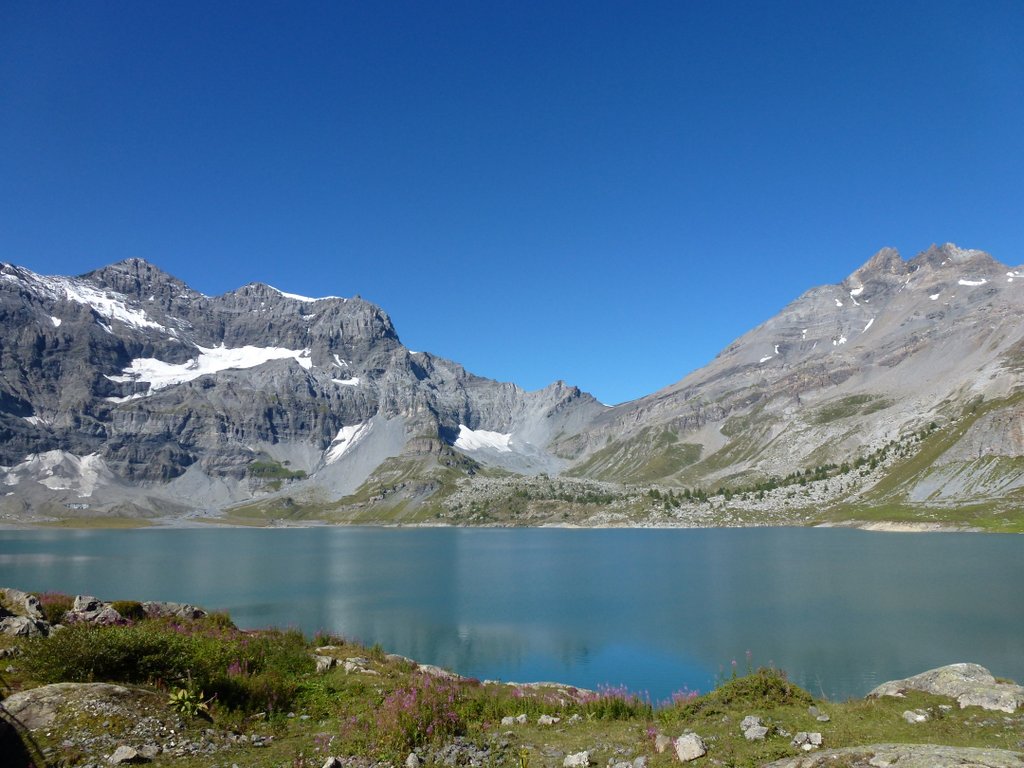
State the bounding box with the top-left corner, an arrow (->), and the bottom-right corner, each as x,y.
869,663 -> 1024,713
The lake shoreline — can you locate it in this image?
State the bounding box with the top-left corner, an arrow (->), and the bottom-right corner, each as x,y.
0,516 -> 992,533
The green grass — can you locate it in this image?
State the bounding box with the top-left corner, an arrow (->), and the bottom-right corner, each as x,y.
248,459 -> 308,481
6,605 -> 1024,768
813,394 -> 892,425
567,428 -> 704,483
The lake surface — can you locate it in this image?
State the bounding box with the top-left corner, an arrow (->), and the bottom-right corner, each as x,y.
1,526 -> 1021,702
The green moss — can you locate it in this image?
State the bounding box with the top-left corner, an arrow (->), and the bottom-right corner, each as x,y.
813,394 -> 892,424
248,459 -> 308,481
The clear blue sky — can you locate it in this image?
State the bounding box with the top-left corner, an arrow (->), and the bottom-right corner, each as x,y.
2,1 -> 1022,405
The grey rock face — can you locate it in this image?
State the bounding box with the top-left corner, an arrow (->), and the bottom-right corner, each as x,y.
65,595 -> 124,626
869,663 -> 1024,713
0,588 -> 44,620
0,259 -> 600,518
763,744 -> 1024,768
566,244 -> 1024,503
140,601 -> 206,620
0,615 -> 48,637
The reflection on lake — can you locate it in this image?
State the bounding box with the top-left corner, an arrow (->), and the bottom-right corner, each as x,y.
1,526 -> 1021,701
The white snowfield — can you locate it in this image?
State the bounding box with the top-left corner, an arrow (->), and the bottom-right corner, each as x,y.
759,355 -> 773,363
930,293 -> 941,300
863,318 -> 875,333
849,286 -> 864,297
1,450 -> 110,498
332,377 -> 360,387
268,286 -> 343,303
108,344 -> 313,393
958,278 -> 988,287
1,265 -> 169,333
325,422 -> 371,464
454,425 -> 513,453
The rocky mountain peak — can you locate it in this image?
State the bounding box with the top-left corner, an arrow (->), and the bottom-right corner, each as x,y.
911,243 -> 1001,273
83,258 -> 202,304
847,247 -> 907,286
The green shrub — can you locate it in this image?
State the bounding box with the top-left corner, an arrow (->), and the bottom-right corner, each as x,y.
110,600 -> 146,622
34,592 -> 74,625
19,619 -> 313,714
669,668 -> 812,720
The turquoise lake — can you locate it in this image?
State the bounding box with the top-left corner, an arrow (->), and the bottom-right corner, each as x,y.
1,526 -> 1021,702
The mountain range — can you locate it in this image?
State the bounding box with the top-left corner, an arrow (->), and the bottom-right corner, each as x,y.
2,243 -> 1022,529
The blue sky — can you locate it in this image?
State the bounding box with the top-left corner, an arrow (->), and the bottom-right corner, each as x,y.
2,2 -> 1022,405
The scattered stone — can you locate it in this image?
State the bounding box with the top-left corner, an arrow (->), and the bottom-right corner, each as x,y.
538,714 -> 561,725
791,732 -> 822,751
406,752 -> 422,768
500,716 -> 517,726
633,757 -> 648,768
744,725 -> 769,741
673,733 -> 707,762
314,654 -> 337,673
564,751 -> 592,767
902,709 -> 929,723
108,746 -> 147,765
869,663 -> 1024,714
137,745 -> 160,760
740,714 -> 767,740
140,601 -> 206,620
417,663 -> 464,681
807,705 -> 830,721
321,758 -> 343,768
0,615 -> 48,637
654,734 -> 673,754
567,714 -> 583,724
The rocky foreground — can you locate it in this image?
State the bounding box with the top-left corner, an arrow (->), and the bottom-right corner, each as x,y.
3,587 -> 1024,768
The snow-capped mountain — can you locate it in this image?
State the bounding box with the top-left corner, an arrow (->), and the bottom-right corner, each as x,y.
3,244 -> 1023,525
0,258 -> 602,519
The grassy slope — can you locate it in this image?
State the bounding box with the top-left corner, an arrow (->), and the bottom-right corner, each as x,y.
819,392 -> 1024,532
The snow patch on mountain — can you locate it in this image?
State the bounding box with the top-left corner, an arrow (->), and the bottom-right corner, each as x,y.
332,377 -> 360,386
1,264 -> 169,333
269,285 -> 343,303
50,316 -> 62,327
108,344 -> 314,394
455,425 -> 513,453
2,450 -> 114,498
325,422 -> 372,464
863,318 -> 875,333
958,278 -> 988,287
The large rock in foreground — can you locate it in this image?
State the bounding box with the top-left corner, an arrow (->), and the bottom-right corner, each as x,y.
868,663 -> 1024,713
763,743 -> 1024,768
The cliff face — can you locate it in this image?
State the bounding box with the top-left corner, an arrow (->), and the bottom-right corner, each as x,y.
3,244 -> 1023,524
0,259 -> 602,518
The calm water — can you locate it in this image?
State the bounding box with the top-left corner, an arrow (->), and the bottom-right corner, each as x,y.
1,526 -> 1021,701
